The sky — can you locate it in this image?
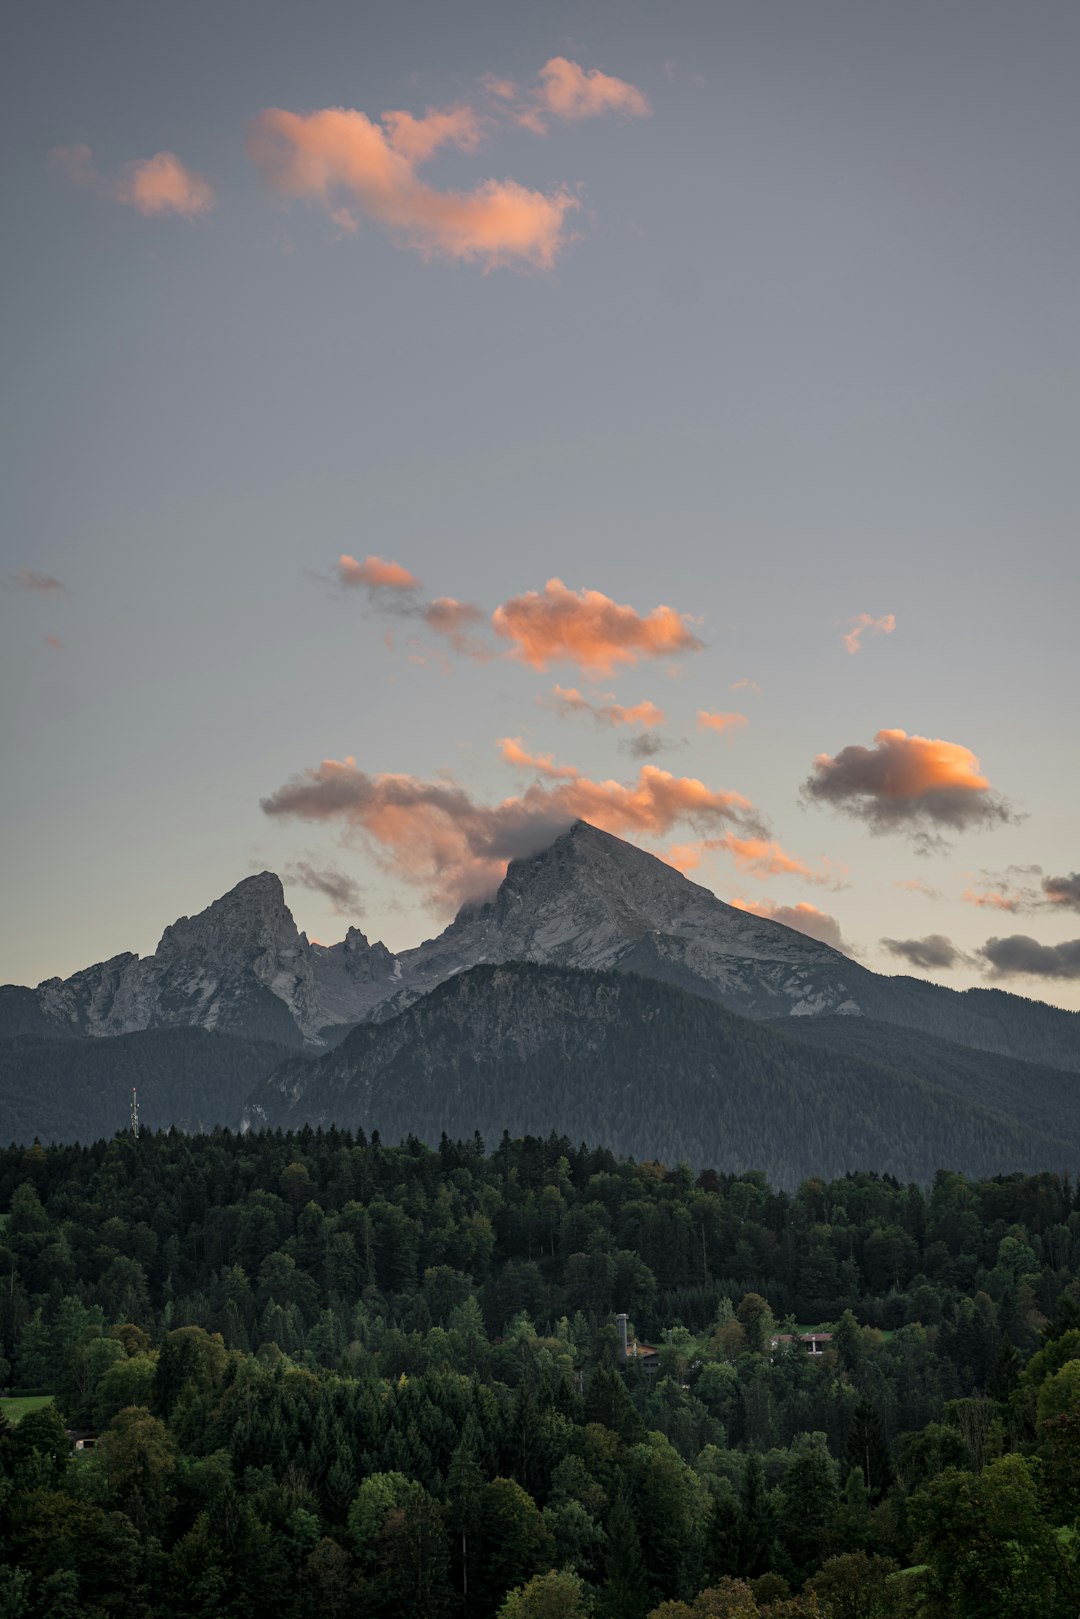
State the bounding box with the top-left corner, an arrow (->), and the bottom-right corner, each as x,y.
2,0 -> 1078,1009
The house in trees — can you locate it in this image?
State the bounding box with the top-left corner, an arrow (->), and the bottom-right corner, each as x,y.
770,1331 -> 834,1357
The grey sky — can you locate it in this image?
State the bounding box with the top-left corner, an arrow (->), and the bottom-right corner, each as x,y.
2,0 -> 1078,1007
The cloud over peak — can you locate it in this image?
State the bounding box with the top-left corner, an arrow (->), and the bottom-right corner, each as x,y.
803,727 -> 1015,838
730,897 -> 853,955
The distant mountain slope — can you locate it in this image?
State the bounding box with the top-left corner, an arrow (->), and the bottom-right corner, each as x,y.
4,823 -> 1077,1073
244,961 -> 1080,1186
0,1027 -> 294,1145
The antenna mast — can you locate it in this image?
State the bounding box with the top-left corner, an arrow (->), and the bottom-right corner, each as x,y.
130,1086 -> 140,1140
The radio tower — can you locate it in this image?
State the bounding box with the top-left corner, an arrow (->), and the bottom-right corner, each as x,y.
130,1086 -> 140,1140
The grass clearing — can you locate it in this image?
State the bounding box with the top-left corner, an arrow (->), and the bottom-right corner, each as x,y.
1,1394 -> 54,1424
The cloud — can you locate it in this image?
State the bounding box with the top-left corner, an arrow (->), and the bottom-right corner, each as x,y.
697,710 -> 747,735
881,934 -> 974,971
522,57 -> 651,132
549,685 -> 665,729
53,144 -> 215,218
247,103 -> 578,269
44,635 -> 63,651
894,878 -> 942,899
8,569 -> 65,593
662,833 -> 843,888
263,753 -> 761,911
423,597 -> 491,658
1043,873 -> 1080,913
961,885 -> 1024,913
498,737 -> 581,779
283,861 -> 363,915
622,733 -> 674,759
338,553 -> 422,592
803,728 -> 1015,837
492,577 -> 702,676
729,897 -> 852,954
842,612 -> 896,655
978,934 -> 1080,980
731,678 -> 761,694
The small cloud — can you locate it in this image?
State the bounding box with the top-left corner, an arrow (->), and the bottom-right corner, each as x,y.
1043,873 -> 1080,913
283,861 -> 363,916
894,877 -> 942,899
53,144 -> 215,218
44,635 -> 63,651
842,612 -> 895,656
8,568 -> 65,593
978,934 -> 1080,981
881,934 -> 975,971
663,832 -> 843,888
548,684 -> 666,729
731,678 -> 761,694
697,710 -> 747,736
424,597 -> 491,658
338,553 -> 422,592
521,57 -> 652,132
492,577 -> 702,677
730,897 -> 854,955
621,733 -> 674,758
803,727 -> 1016,840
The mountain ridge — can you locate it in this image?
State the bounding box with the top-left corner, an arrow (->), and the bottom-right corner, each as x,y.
2,821 -> 1077,1072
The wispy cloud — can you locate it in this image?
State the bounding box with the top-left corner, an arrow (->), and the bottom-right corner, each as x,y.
283,861 -> 363,915
697,710 -> 747,736
44,635 -> 64,651
8,569 -> 65,593
52,144 -> 215,218
518,57 -> 651,133
548,685 -> 666,729
893,877 -> 942,899
841,612 -> 895,655
663,833 -> 843,888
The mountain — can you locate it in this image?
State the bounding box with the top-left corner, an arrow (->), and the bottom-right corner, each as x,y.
0,1026 -> 293,1145
0,872 -> 399,1050
243,960 -> 1080,1186
3,823 -> 1077,1073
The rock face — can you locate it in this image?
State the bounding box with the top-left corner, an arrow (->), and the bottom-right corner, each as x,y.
13,873 -> 399,1049
390,820 -> 868,1020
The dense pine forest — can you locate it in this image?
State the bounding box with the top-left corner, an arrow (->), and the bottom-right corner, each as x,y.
2,1127 -> 1079,1617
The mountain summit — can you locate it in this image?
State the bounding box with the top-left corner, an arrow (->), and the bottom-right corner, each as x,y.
2,821 -> 1078,1070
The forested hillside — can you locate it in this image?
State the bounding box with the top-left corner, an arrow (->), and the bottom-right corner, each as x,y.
248,962 -> 1080,1185
2,1128 -> 1079,1617
0,1027 -> 294,1144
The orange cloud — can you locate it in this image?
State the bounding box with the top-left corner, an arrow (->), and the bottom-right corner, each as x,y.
894,878 -> 942,899
526,58 -> 651,129
550,685 -> 665,729
728,897 -> 851,954
338,553 -> 421,591
697,710 -> 747,735
731,677 -> 761,695
492,578 -> 702,676
961,887 -> 1021,912
842,612 -> 896,655
248,104 -> 577,268
9,568 -> 65,593
53,144 -> 215,218
663,833 -> 843,888
498,738 -> 581,780
803,728 -> 1015,835
263,752 -> 760,910
45,635 -> 63,651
